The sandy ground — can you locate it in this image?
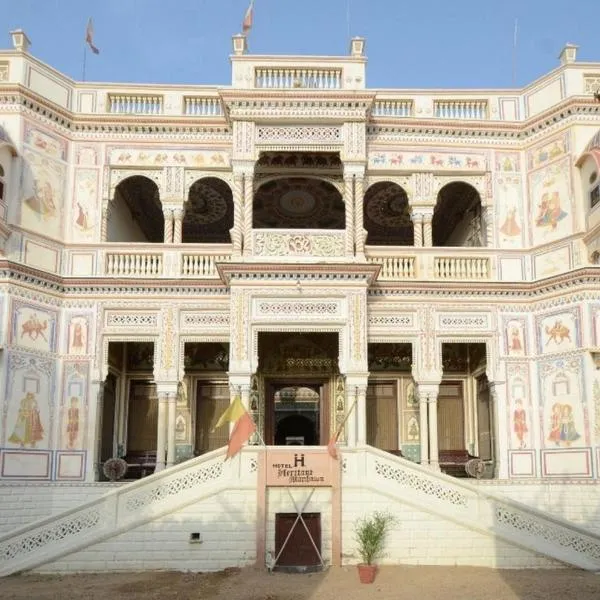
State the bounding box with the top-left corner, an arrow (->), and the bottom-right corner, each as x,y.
2,566 -> 599,600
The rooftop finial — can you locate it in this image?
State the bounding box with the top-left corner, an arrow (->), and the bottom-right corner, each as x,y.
559,43 -> 578,65
350,36 -> 365,57
232,33 -> 248,56
10,29 -> 31,52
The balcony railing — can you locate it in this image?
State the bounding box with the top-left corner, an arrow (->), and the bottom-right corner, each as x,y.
183,96 -> 224,116
108,94 -> 164,115
434,100 -> 488,120
434,256 -> 490,280
254,68 -> 342,89
371,100 -> 413,118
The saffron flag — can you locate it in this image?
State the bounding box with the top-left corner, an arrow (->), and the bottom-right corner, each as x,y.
226,410 -> 256,460
85,17 -> 100,55
242,0 -> 254,35
213,396 -> 246,431
327,428 -> 341,460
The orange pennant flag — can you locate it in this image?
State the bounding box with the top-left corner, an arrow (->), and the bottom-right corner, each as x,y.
226,410 -> 256,460
327,429 -> 340,460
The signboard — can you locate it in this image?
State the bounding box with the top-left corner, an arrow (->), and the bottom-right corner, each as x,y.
265,450 -> 336,487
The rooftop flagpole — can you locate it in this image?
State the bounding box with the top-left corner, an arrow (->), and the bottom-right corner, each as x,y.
512,18 -> 518,86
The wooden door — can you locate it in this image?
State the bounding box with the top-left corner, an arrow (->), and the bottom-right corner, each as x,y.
275,513 -> 321,567
366,381 -> 398,451
195,381 -> 230,455
437,381 -> 464,451
127,380 -> 158,452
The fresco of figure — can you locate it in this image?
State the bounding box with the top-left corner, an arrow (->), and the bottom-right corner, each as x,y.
8,391 -> 44,448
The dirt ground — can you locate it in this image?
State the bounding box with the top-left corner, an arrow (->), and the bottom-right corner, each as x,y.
2,566 -> 599,600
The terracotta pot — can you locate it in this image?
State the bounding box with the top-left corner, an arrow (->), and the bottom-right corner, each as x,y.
357,563 -> 377,584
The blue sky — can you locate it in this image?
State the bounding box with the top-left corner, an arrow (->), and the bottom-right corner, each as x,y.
0,0 -> 597,89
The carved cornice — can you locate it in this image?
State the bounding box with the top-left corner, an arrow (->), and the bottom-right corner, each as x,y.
217,262 -> 381,286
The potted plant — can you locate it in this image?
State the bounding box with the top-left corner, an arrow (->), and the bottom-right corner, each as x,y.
354,511 -> 396,584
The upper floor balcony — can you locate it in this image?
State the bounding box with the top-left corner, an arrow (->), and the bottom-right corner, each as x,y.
1,31 -> 599,124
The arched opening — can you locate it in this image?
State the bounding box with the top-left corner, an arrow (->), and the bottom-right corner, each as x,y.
363,181 -> 413,246
183,177 -> 233,243
108,176 -> 163,243
433,182 -> 483,247
253,177 -> 345,229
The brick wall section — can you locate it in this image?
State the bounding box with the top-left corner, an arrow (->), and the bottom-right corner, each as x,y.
0,483 -> 122,535
35,489 -> 257,573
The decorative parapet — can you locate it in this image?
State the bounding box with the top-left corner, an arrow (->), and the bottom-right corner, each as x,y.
434,99 -> 488,120
371,99 -> 413,117
107,93 -> 164,115
584,75 -> 600,94
253,230 -> 345,258
254,67 -> 342,89
183,96 -> 224,116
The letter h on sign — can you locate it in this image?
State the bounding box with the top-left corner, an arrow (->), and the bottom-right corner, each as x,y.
294,453 -> 305,468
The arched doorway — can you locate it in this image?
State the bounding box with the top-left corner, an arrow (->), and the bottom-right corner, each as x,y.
183,177 -> 233,243
109,176 -> 163,243
433,182 -> 483,246
363,181 -> 414,245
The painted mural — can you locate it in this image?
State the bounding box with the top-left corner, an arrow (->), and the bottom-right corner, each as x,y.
60,362 -> 88,450
71,169 -> 98,242
536,308 -> 580,355
20,125 -> 68,240
503,317 -> 527,357
3,351 -> 55,450
10,301 -> 58,353
367,150 -> 487,171
67,315 -> 90,355
527,134 -> 568,170
539,356 -> 586,448
496,175 -> 524,248
108,147 -> 230,168
75,146 -> 98,166
533,246 -> 571,279
495,152 -> 521,173
529,156 -> 573,246
506,363 -> 532,450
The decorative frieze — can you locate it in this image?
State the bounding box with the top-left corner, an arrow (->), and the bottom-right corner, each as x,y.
105,312 -> 158,328
438,313 -> 490,330
369,314 -> 414,328
254,299 -> 341,320
255,125 -> 342,147
253,231 -> 344,257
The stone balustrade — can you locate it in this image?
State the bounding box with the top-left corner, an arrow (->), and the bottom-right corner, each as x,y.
105,252 -> 164,277
434,255 -> 491,279
434,100 -> 488,120
108,93 -> 164,115
183,96 -> 223,116
371,100 -> 414,117
254,67 -> 342,89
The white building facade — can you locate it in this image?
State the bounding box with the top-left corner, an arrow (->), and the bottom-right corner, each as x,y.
0,31 -> 600,573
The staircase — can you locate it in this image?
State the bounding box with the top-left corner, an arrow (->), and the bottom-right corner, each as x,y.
1,446 -> 599,576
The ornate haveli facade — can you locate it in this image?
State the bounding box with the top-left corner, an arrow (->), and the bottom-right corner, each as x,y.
1,30 -> 600,574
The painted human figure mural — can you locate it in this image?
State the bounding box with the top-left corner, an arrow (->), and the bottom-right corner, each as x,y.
66,397 -> 80,449
547,402 -> 580,447
535,191 -> 567,231
513,399 -> 528,449
505,320 -> 525,356
500,207 -> 521,237
8,391 -> 44,448
68,317 -> 88,355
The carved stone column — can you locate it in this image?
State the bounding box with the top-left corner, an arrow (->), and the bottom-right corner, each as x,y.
427,388 -> 440,471
345,384 -> 358,447
173,208 -> 184,244
101,202 -> 110,242
411,211 -> 424,247
356,384 -> 368,445
231,172 -> 244,256
242,172 -> 254,257
482,204 -> 494,247
354,175 -> 366,258
155,391 -> 168,472
344,174 -> 355,257
163,208 -> 174,243
423,210 -> 434,247
89,377 -> 105,481
488,381 -> 505,478
167,391 -> 177,467
418,391 -> 429,466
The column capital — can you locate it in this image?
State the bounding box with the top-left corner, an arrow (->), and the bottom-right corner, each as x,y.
155,382 -> 179,395
173,207 -> 185,220
343,163 -> 366,179
411,206 -> 435,221
231,160 -> 255,177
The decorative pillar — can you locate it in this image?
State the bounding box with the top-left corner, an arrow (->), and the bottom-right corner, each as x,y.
418,391 -> 429,465
354,175 -> 366,258
356,384 -> 367,445
411,211 -> 424,247
482,204 -> 494,247
89,377 -> 105,481
345,384 -> 358,447
427,388 -> 440,471
344,174 -> 355,257
155,391 -> 168,472
231,172 -> 244,256
488,381 -> 506,479
173,208 -> 184,244
163,208 -> 174,243
423,212 -> 434,247
101,203 -> 109,242
242,172 -> 254,256
167,391 -> 177,467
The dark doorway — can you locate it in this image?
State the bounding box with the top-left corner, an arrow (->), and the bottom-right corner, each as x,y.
275,414 -> 317,445
275,513 -> 321,569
